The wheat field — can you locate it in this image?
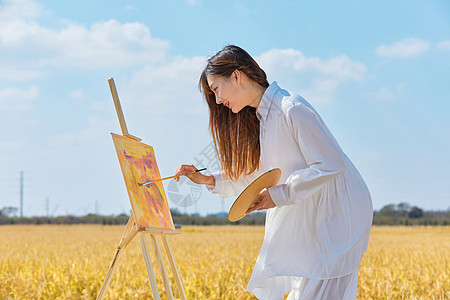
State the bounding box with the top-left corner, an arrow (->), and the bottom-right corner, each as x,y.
0,225 -> 449,299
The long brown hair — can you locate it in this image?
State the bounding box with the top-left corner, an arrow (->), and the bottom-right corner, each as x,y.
199,45 -> 269,181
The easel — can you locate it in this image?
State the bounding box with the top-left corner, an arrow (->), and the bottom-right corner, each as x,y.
96,78 -> 187,300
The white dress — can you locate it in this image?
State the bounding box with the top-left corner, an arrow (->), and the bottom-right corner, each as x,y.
205,81 -> 373,300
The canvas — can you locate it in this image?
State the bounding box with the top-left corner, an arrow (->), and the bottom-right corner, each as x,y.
111,133 -> 175,230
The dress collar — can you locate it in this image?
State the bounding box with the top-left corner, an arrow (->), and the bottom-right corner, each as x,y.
256,81 -> 280,121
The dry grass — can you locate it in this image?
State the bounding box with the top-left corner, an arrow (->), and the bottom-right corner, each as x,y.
0,225 -> 448,299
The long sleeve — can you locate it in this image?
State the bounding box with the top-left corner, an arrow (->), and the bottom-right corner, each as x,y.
205,168 -> 265,198
268,103 -> 346,207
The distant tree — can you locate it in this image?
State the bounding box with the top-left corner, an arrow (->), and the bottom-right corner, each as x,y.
397,203 -> 411,217
409,206 -> 424,219
379,204 -> 397,217
0,207 -> 18,217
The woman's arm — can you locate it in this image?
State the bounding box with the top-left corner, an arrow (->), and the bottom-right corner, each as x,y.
203,174 -> 215,186
205,168 -> 265,198
175,163 -> 264,199
268,103 -> 346,207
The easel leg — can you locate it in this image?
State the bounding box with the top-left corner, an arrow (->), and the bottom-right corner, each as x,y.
150,235 -> 174,300
162,236 -> 187,300
139,233 -> 161,300
96,248 -> 122,300
97,224 -> 137,300
120,215 -> 135,241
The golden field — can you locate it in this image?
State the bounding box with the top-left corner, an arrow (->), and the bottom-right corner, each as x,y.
0,225 -> 449,300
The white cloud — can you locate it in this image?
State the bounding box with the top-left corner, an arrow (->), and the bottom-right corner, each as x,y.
9,20 -> 168,69
0,85 -> 39,111
0,140 -> 24,151
376,38 -> 430,58
257,49 -> 366,104
0,1 -> 170,70
258,49 -> 366,79
0,0 -> 41,21
91,100 -> 110,111
124,55 -> 206,117
375,83 -> 405,101
437,40 -> 450,51
0,68 -> 45,81
376,87 -> 394,100
70,90 -> 85,101
53,55 -> 208,152
49,116 -> 110,146
49,128 -> 102,145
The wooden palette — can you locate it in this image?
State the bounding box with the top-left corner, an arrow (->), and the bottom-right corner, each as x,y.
228,168 -> 281,222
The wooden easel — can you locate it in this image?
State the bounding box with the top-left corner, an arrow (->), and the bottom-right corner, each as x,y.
96,78 -> 187,300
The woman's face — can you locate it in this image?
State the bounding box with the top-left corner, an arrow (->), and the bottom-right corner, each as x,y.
207,72 -> 246,114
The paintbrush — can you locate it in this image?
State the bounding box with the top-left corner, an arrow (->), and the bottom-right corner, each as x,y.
139,168 -> 207,186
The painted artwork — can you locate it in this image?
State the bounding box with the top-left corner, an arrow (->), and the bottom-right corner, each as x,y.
111,133 -> 175,230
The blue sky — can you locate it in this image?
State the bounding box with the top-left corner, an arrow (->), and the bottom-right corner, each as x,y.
1,0 -> 449,217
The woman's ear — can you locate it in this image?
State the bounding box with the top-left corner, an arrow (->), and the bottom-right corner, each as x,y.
232,69 -> 242,85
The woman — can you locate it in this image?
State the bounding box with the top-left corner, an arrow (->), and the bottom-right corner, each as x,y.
175,45 -> 373,300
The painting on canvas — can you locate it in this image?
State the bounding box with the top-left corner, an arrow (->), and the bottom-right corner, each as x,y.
111,133 -> 175,230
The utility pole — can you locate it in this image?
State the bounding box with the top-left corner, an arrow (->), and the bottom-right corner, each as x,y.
20,171 -> 23,217
46,197 -> 49,218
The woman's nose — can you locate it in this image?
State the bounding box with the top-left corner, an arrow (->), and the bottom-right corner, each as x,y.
216,96 -> 222,104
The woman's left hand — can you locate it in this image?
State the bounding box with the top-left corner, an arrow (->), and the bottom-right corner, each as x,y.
246,188 -> 276,214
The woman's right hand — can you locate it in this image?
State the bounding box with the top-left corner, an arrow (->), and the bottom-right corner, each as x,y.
174,164 -> 215,186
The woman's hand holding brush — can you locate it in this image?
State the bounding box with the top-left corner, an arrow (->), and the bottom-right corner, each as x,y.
174,164 -> 215,186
